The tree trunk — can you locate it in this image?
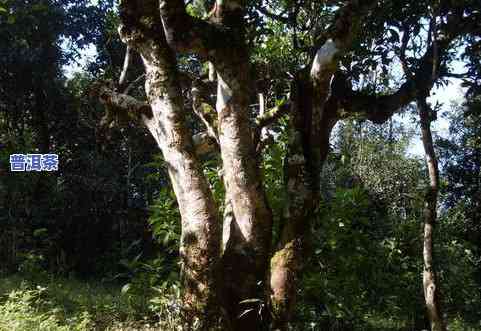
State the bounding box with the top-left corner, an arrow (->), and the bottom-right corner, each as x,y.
268,2 -> 378,322
215,63 -> 273,329
117,3 -> 222,328
418,96 -> 447,331
143,60 -> 222,329
270,75 -> 315,330
270,66 -> 339,329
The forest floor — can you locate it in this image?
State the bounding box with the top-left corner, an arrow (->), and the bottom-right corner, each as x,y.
0,273 -> 163,330
0,273 -> 479,331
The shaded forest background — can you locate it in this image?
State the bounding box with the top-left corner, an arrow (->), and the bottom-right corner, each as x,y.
0,0 -> 480,330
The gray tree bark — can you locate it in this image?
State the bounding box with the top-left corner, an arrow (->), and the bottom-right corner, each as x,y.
117,2 -> 222,328
418,96 -> 447,331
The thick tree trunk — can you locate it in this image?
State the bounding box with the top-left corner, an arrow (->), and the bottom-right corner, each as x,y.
215,63 -> 273,329
270,37 -> 342,329
143,65 -> 221,328
117,3 -> 222,328
418,97 -> 446,331
270,74 -> 339,330
270,75 -> 315,330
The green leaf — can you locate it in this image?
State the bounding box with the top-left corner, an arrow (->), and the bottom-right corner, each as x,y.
121,283 -> 131,294
239,298 -> 262,304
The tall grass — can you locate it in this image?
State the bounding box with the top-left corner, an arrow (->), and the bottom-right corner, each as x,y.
0,274 -> 180,331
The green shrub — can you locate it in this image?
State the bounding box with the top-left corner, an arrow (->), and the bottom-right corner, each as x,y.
0,284 -> 93,331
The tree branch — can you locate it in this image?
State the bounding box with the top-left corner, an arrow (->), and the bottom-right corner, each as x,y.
92,84 -> 153,123
159,0 -> 241,59
192,79 -> 219,143
310,0 -> 378,67
257,6 -> 289,24
337,81 -> 417,124
337,9 -> 481,124
399,23 -> 414,79
118,0 -> 164,49
253,99 -> 290,150
118,46 -> 132,89
124,73 -> 145,94
255,100 -> 290,130
94,84 -> 217,157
